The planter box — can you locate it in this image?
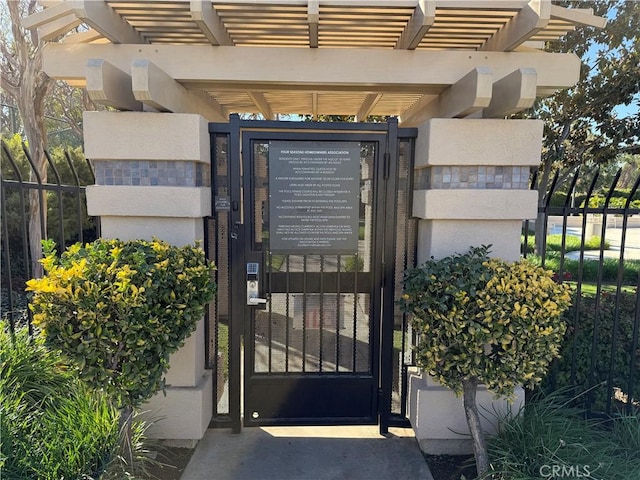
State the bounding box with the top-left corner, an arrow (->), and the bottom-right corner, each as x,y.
407,371 -> 524,455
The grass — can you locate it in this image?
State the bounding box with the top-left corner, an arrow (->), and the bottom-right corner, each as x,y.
0,323 -> 120,479
487,391 -> 640,480
521,234 -> 609,254
522,233 -> 640,284
527,253 -> 640,285
567,281 -> 636,296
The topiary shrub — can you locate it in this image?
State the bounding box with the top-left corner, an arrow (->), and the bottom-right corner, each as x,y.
399,245 -> 571,476
542,290 -> 640,412
26,238 -> 216,437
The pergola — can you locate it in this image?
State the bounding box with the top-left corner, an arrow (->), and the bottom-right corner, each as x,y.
26,0 -> 605,125
21,0 -> 609,443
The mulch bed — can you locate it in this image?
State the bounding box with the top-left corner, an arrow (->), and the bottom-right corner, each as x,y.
144,447 -> 195,480
424,454 -> 477,480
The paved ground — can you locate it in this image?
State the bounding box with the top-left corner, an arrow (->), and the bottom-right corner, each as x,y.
563,227 -> 640,261
181,426 -> 434,480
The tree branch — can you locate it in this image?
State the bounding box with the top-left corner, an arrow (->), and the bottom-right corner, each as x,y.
0,72 -> 19,99
7,1 -> 28,71
0,40 -> 19,74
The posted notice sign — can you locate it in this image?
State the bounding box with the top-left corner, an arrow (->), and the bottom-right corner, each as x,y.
269,140 -> 360,254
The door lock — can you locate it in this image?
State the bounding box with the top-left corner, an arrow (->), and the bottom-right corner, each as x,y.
247,263 -> 267,306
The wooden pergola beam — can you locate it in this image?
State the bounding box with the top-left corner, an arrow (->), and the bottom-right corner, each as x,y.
308,0 -> 319,48
248,92 -> 275,120
312,92 -> 319,120
42,44 -> 581,97
22,1 -> 74,29
395,0 -> 435,50
480,0 -> 551,52
131,59 -> 228,121
86,59 -> 142,111
550,5 -> 607,28
37,12 -> 81,41
356,93 -> 382,122
399,67 -> 493,126
190,0 -> 233,46
483,67 -> 537,118
62,29 -> 104,44
73,0 -> 146,44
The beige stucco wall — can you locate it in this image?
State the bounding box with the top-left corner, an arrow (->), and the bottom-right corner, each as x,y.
87,186 -> 211,218
408,118 -> 541,454
414,118 -> 543,168
408,373 -> 524,454
413,189 -> 537,220
84,111 -> 210,163
417,220 -> 523,263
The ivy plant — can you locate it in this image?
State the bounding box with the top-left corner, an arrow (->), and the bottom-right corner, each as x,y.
399,245 -> 571,477
26,239 -> 216,427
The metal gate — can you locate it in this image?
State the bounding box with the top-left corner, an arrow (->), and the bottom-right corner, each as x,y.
207,116 -> 417,433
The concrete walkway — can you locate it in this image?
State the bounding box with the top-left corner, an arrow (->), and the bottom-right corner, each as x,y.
181,426 -> 434,480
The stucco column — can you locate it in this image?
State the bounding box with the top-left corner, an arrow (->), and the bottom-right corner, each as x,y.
407,118 -> 542,454
84,111 -> 213,440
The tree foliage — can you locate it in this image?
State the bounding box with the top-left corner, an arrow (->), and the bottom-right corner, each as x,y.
525,1 -> 640,251
1,0 -> 55,276
531,1 -> 639,170
1,136 -> 97,290
1,1 -> 99,276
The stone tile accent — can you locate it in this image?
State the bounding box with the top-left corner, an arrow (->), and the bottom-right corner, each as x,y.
414,166 -> 530,190
94,160 -> 211,187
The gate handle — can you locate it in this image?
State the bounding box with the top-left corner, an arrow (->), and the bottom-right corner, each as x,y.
248,296 -> 267,305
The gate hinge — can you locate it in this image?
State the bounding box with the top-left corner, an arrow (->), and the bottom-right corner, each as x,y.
383,152 -> 390,179
377,388 -> 383,411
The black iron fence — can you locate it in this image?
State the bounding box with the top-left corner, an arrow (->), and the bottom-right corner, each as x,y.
524,167 -> 640,415
1,140 -> 99,334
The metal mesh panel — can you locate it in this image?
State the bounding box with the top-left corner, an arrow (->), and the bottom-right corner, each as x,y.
209,133 -> 230,416
391,138 -> 417,415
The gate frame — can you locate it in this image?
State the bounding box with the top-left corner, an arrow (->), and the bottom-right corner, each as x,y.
208,116 -> 417,433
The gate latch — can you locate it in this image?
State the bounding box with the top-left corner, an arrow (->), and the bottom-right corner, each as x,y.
246,263 -> 267,306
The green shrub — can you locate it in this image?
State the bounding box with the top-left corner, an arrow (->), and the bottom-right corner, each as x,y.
26,238 -> 217,410
400,246 -> 571,397
526,253 -> 639,285
488,393 -> 640,480
581,194 -> 640,209
542,291 -> 640,412
399,245 -> 571,476
0,323 -> 120,479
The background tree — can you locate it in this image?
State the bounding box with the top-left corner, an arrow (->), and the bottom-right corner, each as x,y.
1,0 -> 55,276
524,0 -> 640,253
1,1 -> 95,276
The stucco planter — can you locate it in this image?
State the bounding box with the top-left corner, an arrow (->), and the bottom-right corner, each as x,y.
407,370 -> 524,455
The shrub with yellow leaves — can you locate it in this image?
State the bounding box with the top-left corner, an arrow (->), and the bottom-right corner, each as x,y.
399,245 -> 571,476
26,238 -> 216,413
